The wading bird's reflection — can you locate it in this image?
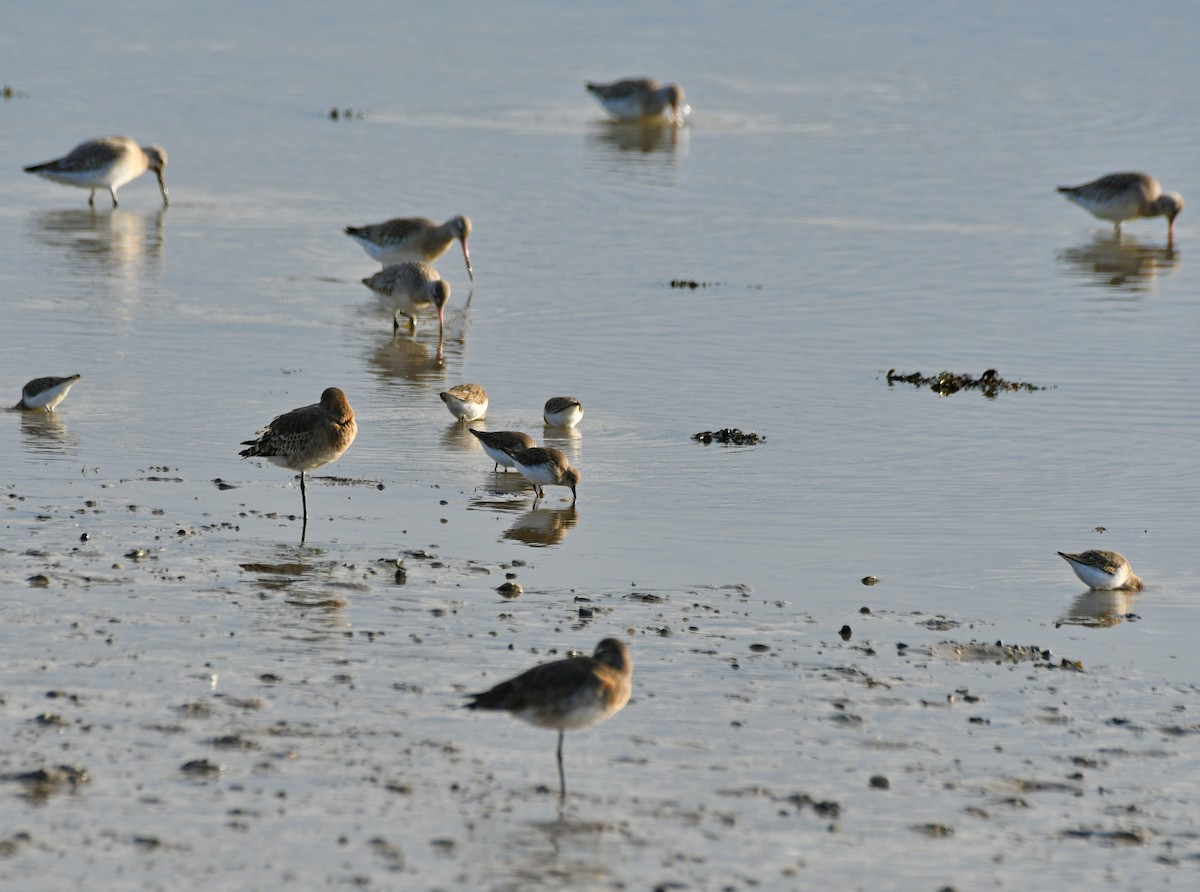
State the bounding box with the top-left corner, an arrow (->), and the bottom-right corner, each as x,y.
1059,589 -> 1136,628
1056,233 -> 1179,294
503,504 -> 580,547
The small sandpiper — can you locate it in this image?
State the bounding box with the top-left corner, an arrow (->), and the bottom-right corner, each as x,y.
1058,173 -> 1183,240
360,261 -> 450,335
1057,550 -> 1143,591
344,215 -> 473,280
239,387 -> 357,541
12,374 -> 82,412
440,383 -> 488,423
586,78 -> 687,124
465,638 -> 632,798
506,446 -> 579,502
24,136 -> 169,208
468,429 -> 536,472
543,396 -> 583,429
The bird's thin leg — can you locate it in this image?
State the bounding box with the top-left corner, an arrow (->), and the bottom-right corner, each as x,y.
110,188 -> 119,207
557,730 -> 566,799
88,190 -> 95,207
299,471 -> 309,543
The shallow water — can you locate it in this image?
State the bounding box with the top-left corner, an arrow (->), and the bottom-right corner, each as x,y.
2,2 -> 1200,888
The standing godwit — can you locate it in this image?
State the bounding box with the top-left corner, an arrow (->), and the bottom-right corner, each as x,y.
1057,173 -> 1182,240
506,446 -> 579,503
468,428 -> 536,472
361,261 -> 450,335
239,387 -> 357,541
12,374 -> 82,412
439,383 -> 488,423
344,215 -> 473,280
465,638 -> 632,798
586,78 -> 687,124
543,396 -> 583,429
24,136 -> 169,207
1057,550 -> 1143,591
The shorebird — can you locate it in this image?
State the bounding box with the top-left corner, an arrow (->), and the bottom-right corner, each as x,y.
24,136 -> 169,208
1058,550 -> 1143,591
12,374 -> 81,412
1058,173 -> 1183,240
465,638 -> 632,798
543,396 -> 583,429
506,446 -> 579,502
440,383 -> 488,423
344,215 -> 473,280
239,387 -> 357,541
468,429 -> 536,472
586,78 -> 686,124
361,261 -> 450,335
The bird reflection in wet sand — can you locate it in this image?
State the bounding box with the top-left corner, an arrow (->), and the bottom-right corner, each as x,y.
28,208 -> 166,278
503,504 -> 579,547
24,136 -> 169,207
1056,234 -> 1179,293
1058,550 -> 1142,591
19,410 -> 74,455
465,638 -> 632,799
1060,589 -> 1135,628
12,374 -> 81,412
469,428 -> 536,472
239,388 -> 357,543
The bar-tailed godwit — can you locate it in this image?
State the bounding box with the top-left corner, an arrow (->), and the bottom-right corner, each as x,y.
1058,173 -> 1182,240
344,215 -> 473,280
1058,550 -> 1142,591
586,78 -> 687,124
24,136 -> 168,207
361,261 -> 449,335
465,638 -> 632,798
468,428 -> 536,472
506,446 -> 579,502
239,387 -> 357,541
543,396 -> 583,429
439,383 -> 488,423
12,374 -> 81,412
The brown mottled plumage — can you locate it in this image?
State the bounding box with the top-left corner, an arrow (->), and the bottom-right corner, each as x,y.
468,428 -> 536,472
466,638 -> 632,797
25,136 -> 168,207
239,388 -> 357,539
586,78 -> 686,123
345,215 -> 473,280
439,383 -> 488,423
1058,550 -> 1142,591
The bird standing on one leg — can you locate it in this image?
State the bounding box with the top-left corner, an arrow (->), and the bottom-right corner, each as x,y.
239,387 -> 357,542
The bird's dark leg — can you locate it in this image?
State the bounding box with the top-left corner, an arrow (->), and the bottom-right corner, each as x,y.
556,730 -> 566,799
88,190 -> 95,207
110,188 -> 119,207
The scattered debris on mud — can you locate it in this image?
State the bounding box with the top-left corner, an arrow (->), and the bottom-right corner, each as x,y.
692,428 -> 764,445
885,368 -> 1047,398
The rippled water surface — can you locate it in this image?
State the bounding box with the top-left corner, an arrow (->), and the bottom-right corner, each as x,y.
2,2 -> 1200,889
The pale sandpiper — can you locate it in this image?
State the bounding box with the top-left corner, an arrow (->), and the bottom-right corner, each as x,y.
1058,173 -> 1182,240
239,387 -> 357,541
465,638 -> 632,798
440,383 -> 488,423
12,374 -> 81,412
586,78 -> 687,124
344,215 -> 473,280
361,261 -> 450,335
468,428 -> 536,471
506,446 -> 579,503
543,396 -> 583,429
1058,550 -> 1143,591
25,136 -> 168,207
